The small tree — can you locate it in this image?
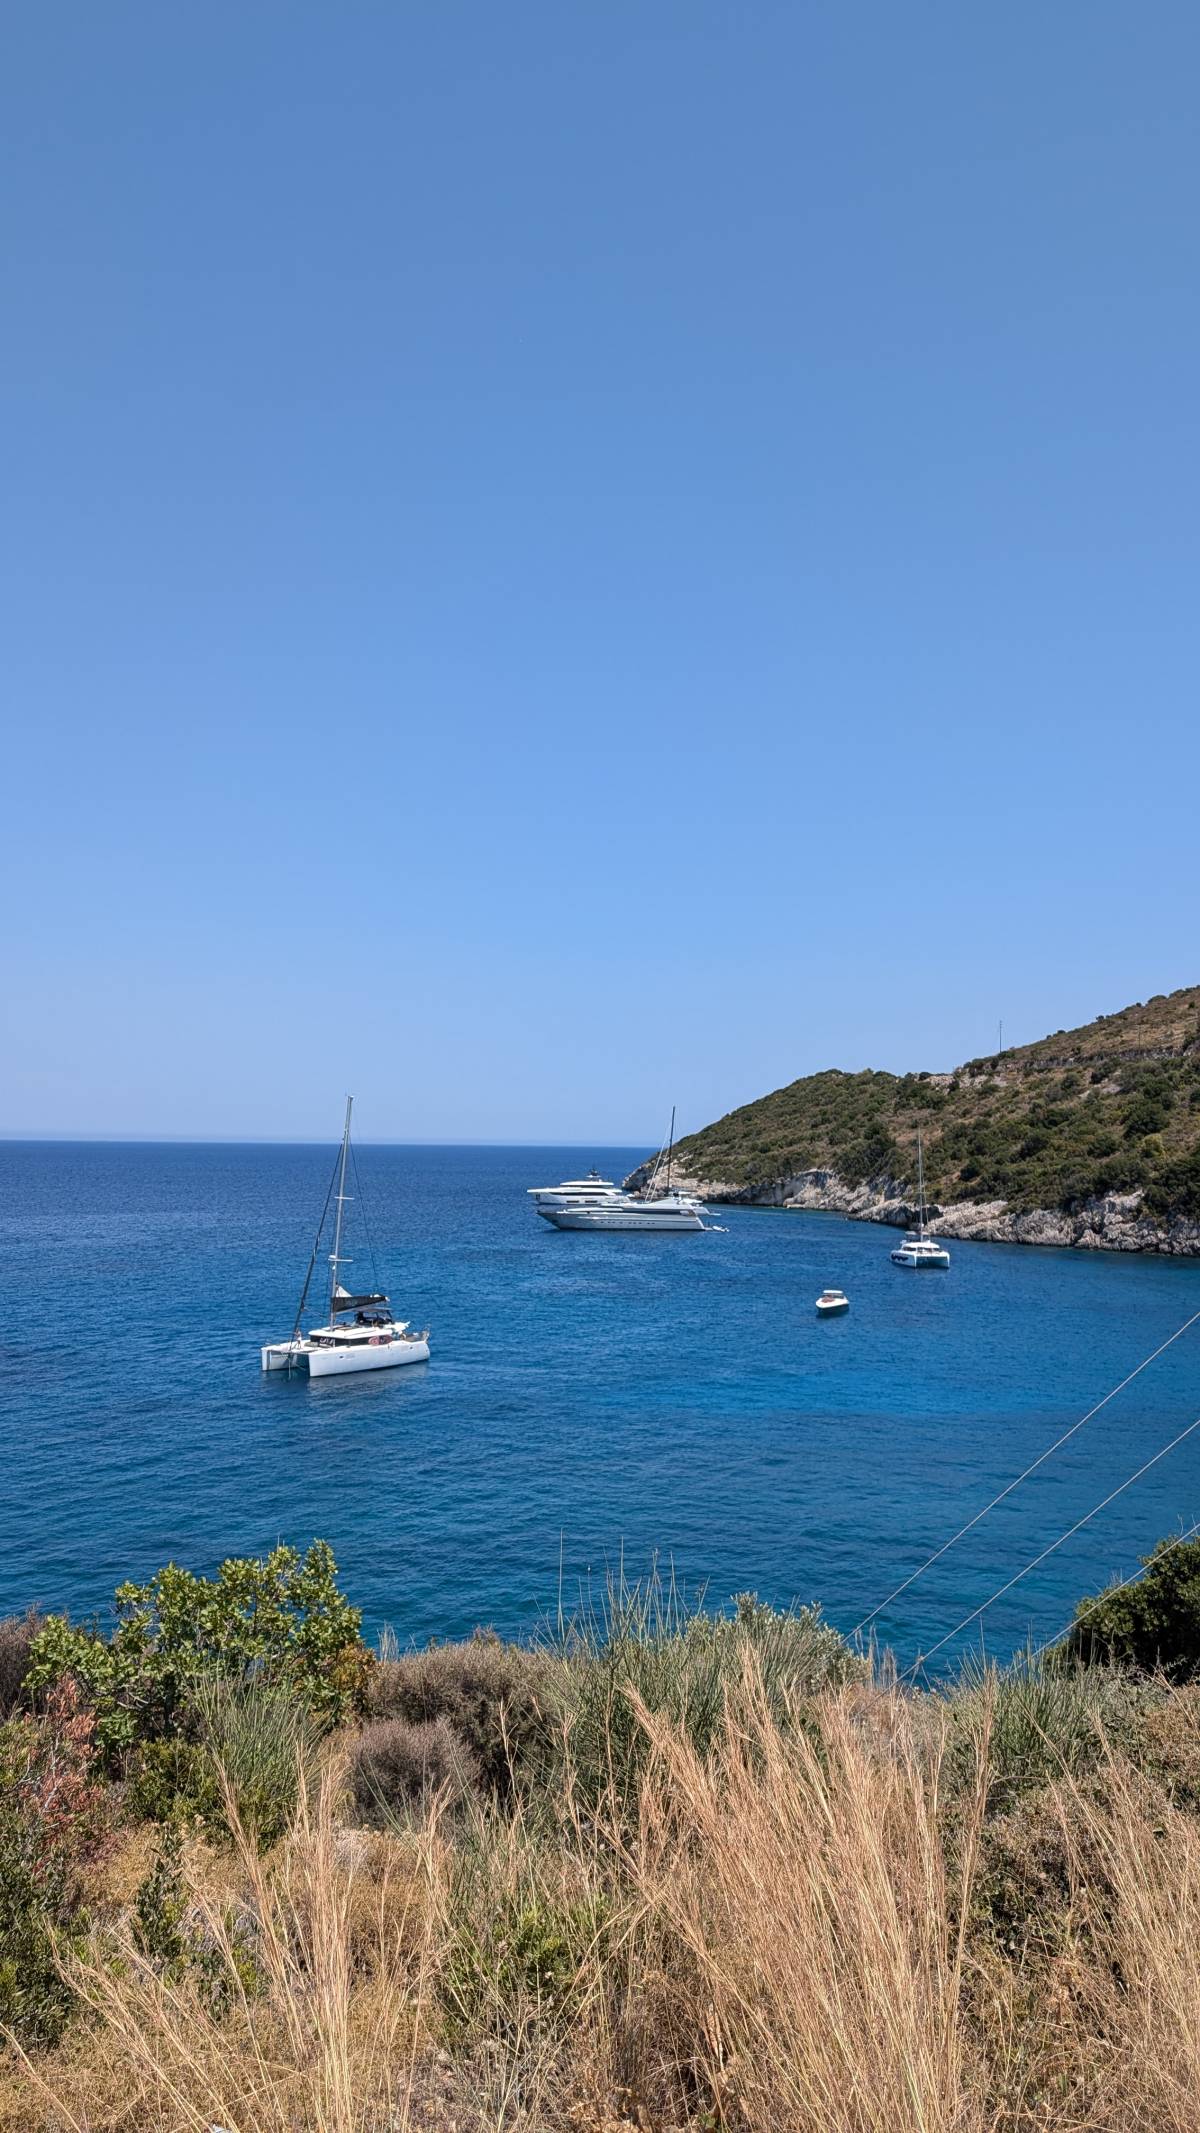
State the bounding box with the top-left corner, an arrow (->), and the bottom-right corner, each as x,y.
1061,1536 -> 1200,1681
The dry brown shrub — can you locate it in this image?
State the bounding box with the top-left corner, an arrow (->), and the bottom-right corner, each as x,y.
349,1715 -> 480,1826
369,1636 -> 558,1802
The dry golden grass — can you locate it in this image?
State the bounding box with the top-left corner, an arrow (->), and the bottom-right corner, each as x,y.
5,1759 -> 445,2133
1059,1745 -> 1200,2131
9,1669 -> 1200,2133
623,1676 -> 987,2133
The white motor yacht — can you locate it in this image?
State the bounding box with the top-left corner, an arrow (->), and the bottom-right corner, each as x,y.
815,1288 -> 850,1316
890,1129 -> 951,1270
527,1170 -> 623,1221
544,1192 -> 705,1232
261,1099 -> 430,1377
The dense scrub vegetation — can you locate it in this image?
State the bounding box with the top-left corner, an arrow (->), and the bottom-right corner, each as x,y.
658,983 -> 1200,1221
5,1538 -> 1200,2127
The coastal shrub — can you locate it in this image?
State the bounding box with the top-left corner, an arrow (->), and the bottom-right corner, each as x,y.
0,1608 -> 44,1718
132,1821 -> 189,1971
1125,1096 -> 1170,1141
0,1678 -> 114,2047
443,1884 -> 606,2042
831,1123 -> 900,1186
348,1715 -> 479,1826
1130,1683 -> 1200,1811
944,1653 -> 1152,1813
191,1678 -> 321,1845
1146,1145 -> 1200,1220
125,1734 -> 219,1825
24,1540 -> 369,1763
559,1579 -> 865,1813
970,1777 -> 1104,1969
368,1631 -> 558,1802
1061,1535 -> 1200,1681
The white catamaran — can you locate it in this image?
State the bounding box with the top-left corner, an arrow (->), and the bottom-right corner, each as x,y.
890,1128 -> 951,1269
261,1099 -> 430,1377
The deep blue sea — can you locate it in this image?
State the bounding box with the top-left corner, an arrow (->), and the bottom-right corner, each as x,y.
2,1140 -> 1199,1673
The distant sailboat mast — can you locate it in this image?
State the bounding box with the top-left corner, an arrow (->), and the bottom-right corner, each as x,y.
915,1127 -> 927,1240
666,1105 -> 676,1196
328,1095 -> 354,1321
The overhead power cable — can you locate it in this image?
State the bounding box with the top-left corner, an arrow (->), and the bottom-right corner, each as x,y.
907,1408 -> 1200,1676
854,1305 -> 1200,1638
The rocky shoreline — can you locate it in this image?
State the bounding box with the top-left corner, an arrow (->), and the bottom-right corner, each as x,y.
626,1165 -> 1200,1255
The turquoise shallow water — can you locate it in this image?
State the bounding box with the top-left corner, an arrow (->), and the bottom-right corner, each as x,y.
2,1140 -> 1199,1671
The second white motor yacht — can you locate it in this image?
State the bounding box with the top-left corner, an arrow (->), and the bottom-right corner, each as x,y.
543,1192 -> 705,1232
541,1109 -> 708,1232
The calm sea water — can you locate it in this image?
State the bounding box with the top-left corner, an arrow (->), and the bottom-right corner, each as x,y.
2,1140 -> 1199,1672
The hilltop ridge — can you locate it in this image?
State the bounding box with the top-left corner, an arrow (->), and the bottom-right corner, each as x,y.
630,987 -> 1200,1253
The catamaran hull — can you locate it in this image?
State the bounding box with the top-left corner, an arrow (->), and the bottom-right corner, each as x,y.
261,1338 -> 430,1376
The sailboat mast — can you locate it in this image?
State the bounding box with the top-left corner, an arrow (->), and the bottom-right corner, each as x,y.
666,1105 -> 675,1195
916,1127 -> 926,1240
329,1095 -> 353,1319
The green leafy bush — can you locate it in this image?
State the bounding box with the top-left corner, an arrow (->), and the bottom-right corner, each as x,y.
132,1823 -> 261,2010
1060,1536 -> 1200,1681
443,1883 -> 607,2040
24,1541 -> 369,1766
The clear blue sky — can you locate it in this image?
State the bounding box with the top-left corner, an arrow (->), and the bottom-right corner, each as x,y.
4,3 -> 1197,1142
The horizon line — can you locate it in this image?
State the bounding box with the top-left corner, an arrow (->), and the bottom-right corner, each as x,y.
0,1132 -> 656,1149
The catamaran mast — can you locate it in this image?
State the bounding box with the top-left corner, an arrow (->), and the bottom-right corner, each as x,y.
916,1127 -> 926,1240
666,1105 -> 676,1195
328,1095 -> 353,1319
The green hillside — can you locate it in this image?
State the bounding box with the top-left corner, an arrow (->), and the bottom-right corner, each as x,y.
667,986 -> 1200,1221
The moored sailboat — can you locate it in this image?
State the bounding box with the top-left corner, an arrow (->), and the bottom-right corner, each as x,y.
890,1128 -> 950,1269
261,1099 -> 430,1376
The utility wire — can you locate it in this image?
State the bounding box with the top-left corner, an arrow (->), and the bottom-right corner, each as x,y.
854,1305 -> 1200,1637
907,1409 -> 1200,1676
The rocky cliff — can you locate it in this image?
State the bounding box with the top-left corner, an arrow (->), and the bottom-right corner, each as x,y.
626,986 -> 1200,1256
628,1165 -> 1200,1255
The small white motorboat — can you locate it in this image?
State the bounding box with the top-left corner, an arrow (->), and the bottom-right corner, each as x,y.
815,1289 -> 849,1316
